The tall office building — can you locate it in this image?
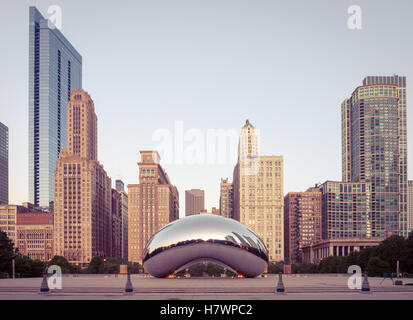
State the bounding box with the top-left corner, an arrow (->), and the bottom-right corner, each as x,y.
284,187 -> 322,263
342,75 -> 408,237
54,90 -> 112,266
408,181 -> 413,234
111,189 -> 122,259
29,7 -> 82,209
128,151 -> 179,263
232,120 -> 284,262
0,122 -> 8,204
219,178 -> 233,219
116,179 -> 129,261
185,189 -> 205,216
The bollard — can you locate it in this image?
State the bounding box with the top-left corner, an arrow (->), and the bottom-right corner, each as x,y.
361,272 -> 371,294
124,272 -> 134,295
276,272 -> 286,294
39,272 -> 50,295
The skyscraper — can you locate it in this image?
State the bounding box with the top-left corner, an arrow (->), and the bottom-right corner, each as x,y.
219,178 -> 233,219
0,122 -> 8,204
54,90 -> 112,266
342,75 -> 408,237
111,189 -> 122,259
284,187 -> 322,263
408,181 -> 413,235
29,6 -> 82,209
128,151 -> 179,263
232,120 -> 284,262
185,189 -> 205,216
116,179 -> 129,261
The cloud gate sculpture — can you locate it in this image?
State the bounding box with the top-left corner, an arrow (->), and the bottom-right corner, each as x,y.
142,214 -> 269,278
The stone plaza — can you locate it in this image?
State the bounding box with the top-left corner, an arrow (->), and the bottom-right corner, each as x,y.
0,274 -> 413,300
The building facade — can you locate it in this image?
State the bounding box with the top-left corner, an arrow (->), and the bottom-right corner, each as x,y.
53,90 -> 112,266
342,75 -> 408,237
16,212 -> 54,261
408,180 -> 413,235
116,179 -> 128,261
185,189 -> 205,216
301,238 -> 382,264
232,120 -> 284,262
128,151 -> 179,263
29,6 -> 82,209
320,181 -> 373,239
219,178 -> 233,219
0,122 -> 8,204
284,187 -> 322,263
111,189 -> 122,259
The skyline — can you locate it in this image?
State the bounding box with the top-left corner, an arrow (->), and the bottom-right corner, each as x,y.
1,1 -> 413,216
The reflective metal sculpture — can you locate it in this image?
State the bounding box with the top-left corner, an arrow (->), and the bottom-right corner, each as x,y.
143,214 -> 269,278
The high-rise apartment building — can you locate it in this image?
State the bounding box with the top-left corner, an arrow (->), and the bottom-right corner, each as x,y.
342,75 -> 408,237
54,90 -> 112,266
0,122 -> 8,204
128,151 -> 179,263
284,187 -> 322,263
116,179 -> 128,261
408,180 -> 413,234
29,7 -> 82,209
219,178 -> 233,219
185,189 -> 205,216
16,212 -> 54,261
320,181 -> 373,239
232,120 -> 284,262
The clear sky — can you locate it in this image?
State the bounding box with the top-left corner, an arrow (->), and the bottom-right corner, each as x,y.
1,0 -> 413,217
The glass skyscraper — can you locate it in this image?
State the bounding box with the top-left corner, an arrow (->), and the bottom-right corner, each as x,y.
28,7 -> 82,209
342,75 -> 408,237
0,122 -> 8,205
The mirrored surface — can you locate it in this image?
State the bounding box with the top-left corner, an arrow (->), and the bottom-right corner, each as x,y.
143,214 -> 269,278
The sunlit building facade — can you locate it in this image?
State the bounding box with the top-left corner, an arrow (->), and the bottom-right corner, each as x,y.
128,151 -> 179,263
53,90 -> 112,266
232,120 -> 284,262
16,212 -> 54,261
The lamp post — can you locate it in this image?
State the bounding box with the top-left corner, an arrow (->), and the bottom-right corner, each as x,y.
11,251 -> 16,279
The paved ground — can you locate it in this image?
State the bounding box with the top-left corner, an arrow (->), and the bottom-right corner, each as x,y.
0,274 -> 412,300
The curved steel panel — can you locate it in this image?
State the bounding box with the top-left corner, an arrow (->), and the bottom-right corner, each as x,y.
142,214 -> 269,278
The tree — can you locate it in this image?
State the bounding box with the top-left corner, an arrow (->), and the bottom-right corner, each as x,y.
0,231 -> 14,275
127,262 -> 142,274
49,256 -> 77,273
317,256 -> 347,273
376,235 -> 407,272
292,262 -> 318,274
87,256 -> 104,274
267,262 -> 283,274
103,258 -> 120,274
367,257 -> 391,277
188,263 -> 205,277
15,256 -> 45,277
205,263 -> 224,277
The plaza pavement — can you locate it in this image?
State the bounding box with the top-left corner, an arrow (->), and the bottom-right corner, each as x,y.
0,274 -> 412,300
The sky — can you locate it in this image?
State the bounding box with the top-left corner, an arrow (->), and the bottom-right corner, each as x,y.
0,0 -> 413,217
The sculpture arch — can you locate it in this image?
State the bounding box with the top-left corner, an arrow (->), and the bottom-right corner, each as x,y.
142,214 -> 269,278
